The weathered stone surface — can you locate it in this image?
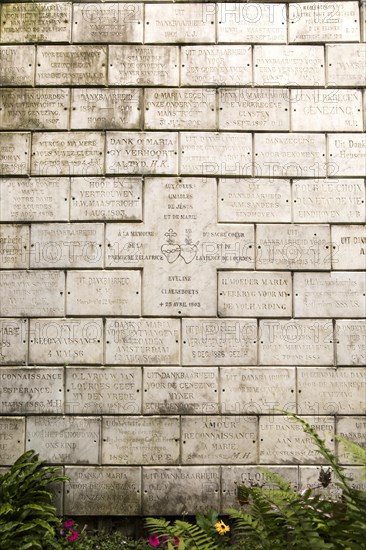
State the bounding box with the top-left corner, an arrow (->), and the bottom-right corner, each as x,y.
299,466 -> 343,500
328,134 -> 366,177
336,416 -> 366,463
102,417 -> 179,464
0,46 -> 35,85
65,467 -> 141,515
0,417 -> 25,465
109,45 -> 179,86
145,4 -> 215,43
143,367 -> 219,414
142,467 -> 220,515
0,271 -> 64,317
181,416 -> 258,464
259,319 -> 334,365
331,225 -> 366,270
105,318 -> 180,365
29,318 -> 103,365
65,367 -> 142,414
181,46 -> 251,86
294,272 -> 366,318
327,44 -> 366,86
73,3 -> 143,43
30,223 -> 104,269
182,318 -> 257,366
0,318 -> 27,365
256,224 -> 331,270
336,320 -> 366,366
293,179 -> 365,223
0,224 -> 29,269
66,270 -> 141,316
218,3 -> 286,43
26,416 -> 100,464
0,133 -> 30,176
218,271 -> 292,317
259,416 -> 335,464
0,367 -> 63,414
220,367 -> 296,416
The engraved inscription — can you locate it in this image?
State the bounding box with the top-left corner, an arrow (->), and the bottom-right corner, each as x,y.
218,3 -> 286,43
145,4 -> 215,43
327,45 -> 366,86
0,225 -> 29,269
337,417 -> 366,463
331,225 -> 366,270
0,418 -> 25,466
0,46 -> 35,85
328,134 -> 366,177
0,318 -> 27,365
0,133 -> 30,176
335,320 -> 366,366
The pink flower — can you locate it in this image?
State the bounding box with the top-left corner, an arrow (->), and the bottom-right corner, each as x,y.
149,534 -> 160,547
63,520 -> 75,528
67,529 -> 79,542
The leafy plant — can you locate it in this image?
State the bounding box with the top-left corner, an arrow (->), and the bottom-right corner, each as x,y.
145,515 -> 226,549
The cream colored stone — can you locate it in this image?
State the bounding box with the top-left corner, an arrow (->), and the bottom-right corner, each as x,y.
327,45 -> 366,86
145,4 -> 215,43
0,224 -> 29,269
337,416 -> 366,464
73,3 -> 142,43
218,3 -> 286,43
335,320 -> 366,366
0,133 -> 30,176
328,134 -> 366,177
0,417 -> 25,465
0,318 -> 28,365
0,46 -> 35,85
331,225 -> 366,270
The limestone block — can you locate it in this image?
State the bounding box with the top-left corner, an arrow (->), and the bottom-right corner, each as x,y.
73,3 -> 142,43
328,134 -> 366,176
0,417 -> 25,465
336,416 -> 366,464
331,225 -> 366,270
218,3 -> 287,43
0,46 -> 35,85
335,320 -> 366,366
0,224 -> 29,269
0,318 -> 28,365
145,4 -> 215,43
0,133 -> 30,176
327,44 -> 366,86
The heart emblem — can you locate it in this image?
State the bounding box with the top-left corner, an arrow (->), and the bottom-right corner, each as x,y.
161,243 -> 181,263
179,243 -> 197,264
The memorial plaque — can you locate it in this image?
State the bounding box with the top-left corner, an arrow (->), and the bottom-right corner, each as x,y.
1,2 -> 71,43
106,132 -> 178,175
293,179 -> 365,223
0,133 -> 30,176
298,367 -> 366,415
145,4 -> 215,43
0,318 -> 27,365
29,318 -> 103,365
220,367 -> 295,416
31,132 -> 104,176
327,45 -> 366,86
182,318 -> 257,366
0,46 -> 35,85
105,318 -> 180,365
337,416 -> 366,463
253,45 -> 325,86
218,3 -> 286,42
259,319 -> 334,366
108,45 -> 179,86
182,416 -> 258,464
71,177 -> 142,221
142,466 -> 220,515
328,134 -> 366,177
294,272 -> 366,318
102,416 -> 179,464
254,133 -> 326,178
65,466 -> 141,515
256,224 -> 331,270
73,3 -> 142,43
259,416 -> 335,464
0,418 -> 25,466
219,271 -> 292,317
26,416 -> 100,464
299,466 -> 342,500
0,367 -> 63,414
36,46 -> 107,86
180,132 -> 252,176
0,88 -> 69,130
145,88 -> 216,130
336,320 -> 366,366
289,2 -> 360,43
0,224 -> 29,269
106,178 -> 254,316
30,223 -> 104,269
331,225 -> 366,270
143,367 -> 219,415
65,367 -> 142,414
66,270 -> 141,316
71,89 -> 142,130
291,89 -> 362,132
219,88 -> 289,131
0,271 -> 64,317
181,46 -> 251,86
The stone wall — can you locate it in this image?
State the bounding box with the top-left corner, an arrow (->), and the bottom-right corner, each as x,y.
0,0 -> 365,517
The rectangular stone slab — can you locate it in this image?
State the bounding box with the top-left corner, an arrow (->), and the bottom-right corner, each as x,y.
0,177 -> 70,222
65,466 -> 141,515
0,318 -> 28,365
70,177 -> 142,221
142,466 -> 220,515
217,3 -> 286,42
181,416 -> 258,464
66,270 -> 141,316
0,224 -> 29,269
102,416 -> 179,464
336,417 -> 366,464
144,4 -> 215,43
143,367 -> 219,415
331,225 -> 366,270
0,367 -> 63,414
105,318 -> 180,365
29,318 -> 103,365
65,367 -> 142,414
0,271 -> 65,317
26,416 -> 100,464
328,134 -> 366,177
0,133 -> 30,176
297,367 -> 366,415
182,318 -> 257,366
335,320 -> 366,366
327,45 -> 366,86
0,46 -> 35,85
259,319 -> 334,365
0,417 -> 25,465
218,271 -> 292,317
294,272 -> 366,318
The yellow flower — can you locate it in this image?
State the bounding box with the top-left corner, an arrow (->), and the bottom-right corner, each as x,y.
214,520 -> 230,535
